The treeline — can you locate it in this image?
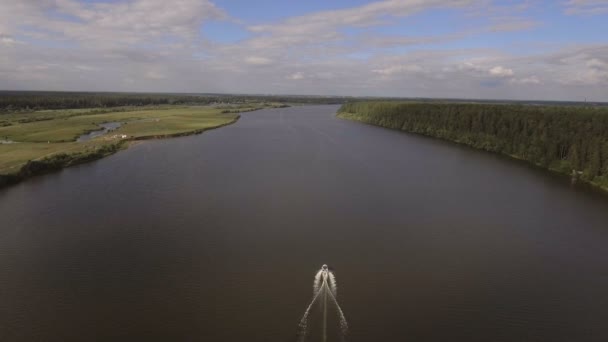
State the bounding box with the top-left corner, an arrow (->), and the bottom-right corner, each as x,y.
0,91 -> 352,112
338,102 -> 608,190
2,91 -> 605,113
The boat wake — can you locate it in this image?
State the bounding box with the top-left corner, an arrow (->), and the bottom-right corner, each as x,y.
297,264 -> 348,342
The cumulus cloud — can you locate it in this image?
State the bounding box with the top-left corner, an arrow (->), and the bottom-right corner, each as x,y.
361,34 -> 457,48
563,0 -> 608,15
242,0 -> 477,54
510,75 -> 542,85
540,46 -> 608,86
0,0 -> 605,101
144,70 -> 166,80
372,64 -> 425,77
455,62 -> 515,78
287,72 -> 305,80
488,18 -> 540,32
489,66 -> 514,77
249,0 -> 475,34
0,0 -> 225,47
245,56 -> 274,65
587,58 -> 608,70
0,33 -> 16,44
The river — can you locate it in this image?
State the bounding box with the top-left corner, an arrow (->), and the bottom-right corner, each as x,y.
1,105 -> 607,341
77,122 -> 122,142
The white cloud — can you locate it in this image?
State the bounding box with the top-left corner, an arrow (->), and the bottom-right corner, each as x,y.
456,62 -> 515,78
0,0 -> 225,47
287,72 -> 305,80
75,65 -> 97,71
563,0 -> 608,15
245,56 -> 273,65
587,58 -> 608,70
0,0 -> 606,101
488,18 -> 540,32
245,0 -> 476,51
361,34 -> 457,48
543,47 -> 608,86
249,0 -> 475,34
510,75 -> 541,85
372,64 -> 425,76
0,33 -> 16,45
144,70 -> 165,80
489,66 -> 514,77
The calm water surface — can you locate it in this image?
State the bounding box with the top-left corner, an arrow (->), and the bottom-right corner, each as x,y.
77,122 -> 122,142
1,105 -> 608,341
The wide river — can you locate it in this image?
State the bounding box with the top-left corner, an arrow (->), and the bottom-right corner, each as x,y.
1,105 -> 608,341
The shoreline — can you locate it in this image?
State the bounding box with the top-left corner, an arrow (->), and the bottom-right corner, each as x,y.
337,112 -> 608,195
0,115 -> 240,189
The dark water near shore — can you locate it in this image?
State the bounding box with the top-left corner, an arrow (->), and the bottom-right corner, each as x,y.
77,122 -> 122,142
1,105 -> 608,342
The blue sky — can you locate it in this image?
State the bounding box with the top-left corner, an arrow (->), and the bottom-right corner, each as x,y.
1,0 -> 607,101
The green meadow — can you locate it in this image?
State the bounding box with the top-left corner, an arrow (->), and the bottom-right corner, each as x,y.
0,103 -> 276,181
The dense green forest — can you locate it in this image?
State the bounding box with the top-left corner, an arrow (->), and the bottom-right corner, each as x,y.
338,102 -> 608,190
0,91 -> 354,112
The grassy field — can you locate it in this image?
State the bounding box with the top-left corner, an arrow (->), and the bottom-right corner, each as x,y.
0,103 -> 276,183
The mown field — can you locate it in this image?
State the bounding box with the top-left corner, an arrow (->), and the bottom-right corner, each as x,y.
338,101 -> 608,192
0,103 -> 278,186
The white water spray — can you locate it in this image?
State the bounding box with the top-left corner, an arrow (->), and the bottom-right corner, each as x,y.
313,269 -> 323,295
297,264 -> 348,342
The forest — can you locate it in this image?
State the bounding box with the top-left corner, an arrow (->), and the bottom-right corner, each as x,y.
338,101 -> 608,191
0,91 -> 352,112
4,91 -> 605,113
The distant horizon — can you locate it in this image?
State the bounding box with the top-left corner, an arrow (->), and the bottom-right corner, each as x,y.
1,1 -> 607,102
2,89 -> 606,105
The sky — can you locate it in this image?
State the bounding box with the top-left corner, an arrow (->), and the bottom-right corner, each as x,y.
0,0 -> 607,101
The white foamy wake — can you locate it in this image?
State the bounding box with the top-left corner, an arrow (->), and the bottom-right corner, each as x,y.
296,265 -> 348,341
313,269 -> 323,295
328,271 -> 337,297
297,287 -> 322,341
326,284 -> 348,336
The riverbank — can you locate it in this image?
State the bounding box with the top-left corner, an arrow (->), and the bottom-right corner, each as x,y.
337,102 -> 608,193
0,104 -> 273,189
0,118 -> 240,188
